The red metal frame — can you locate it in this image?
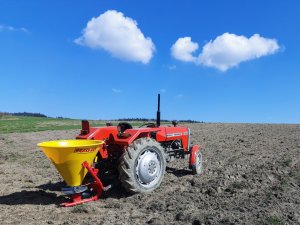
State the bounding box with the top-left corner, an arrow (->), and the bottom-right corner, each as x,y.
60,161 -> 104,207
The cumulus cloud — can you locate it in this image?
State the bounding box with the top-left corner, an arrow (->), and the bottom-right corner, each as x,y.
75,10 -> 155,64
171,37 -> 198,62
171,33 -> 280,71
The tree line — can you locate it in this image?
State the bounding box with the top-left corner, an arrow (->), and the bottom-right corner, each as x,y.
0,112 -> 47,118
115,118 -> 201,123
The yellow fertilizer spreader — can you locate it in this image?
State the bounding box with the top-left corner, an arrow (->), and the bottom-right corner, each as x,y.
38,140 -> 104,207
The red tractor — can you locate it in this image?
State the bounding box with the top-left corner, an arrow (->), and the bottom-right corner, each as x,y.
39,94 -> 203,206
75,94 -> 203,195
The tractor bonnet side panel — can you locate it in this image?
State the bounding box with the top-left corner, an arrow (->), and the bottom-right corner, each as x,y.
156,126 -> 189,151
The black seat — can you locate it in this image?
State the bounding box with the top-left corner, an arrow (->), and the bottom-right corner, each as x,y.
117,122 -> 133,133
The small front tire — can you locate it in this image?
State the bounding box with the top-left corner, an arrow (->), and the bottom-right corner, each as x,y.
191,150 -> 203,175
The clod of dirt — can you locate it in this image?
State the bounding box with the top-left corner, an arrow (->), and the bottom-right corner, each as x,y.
147,217 -> 164,225
71,205 -> 89,214
175,212 -> 185,221
147,200 -> 165,211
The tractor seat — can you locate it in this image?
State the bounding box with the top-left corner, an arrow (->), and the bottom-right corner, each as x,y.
117,122 -> 133,133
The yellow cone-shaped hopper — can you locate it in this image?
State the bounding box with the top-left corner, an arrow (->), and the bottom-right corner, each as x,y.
37,140 -> 104,187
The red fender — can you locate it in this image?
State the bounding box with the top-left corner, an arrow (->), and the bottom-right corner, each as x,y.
189,144 -> 200,167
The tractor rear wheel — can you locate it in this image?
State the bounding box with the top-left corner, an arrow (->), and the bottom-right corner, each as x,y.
118,138 -> 166,194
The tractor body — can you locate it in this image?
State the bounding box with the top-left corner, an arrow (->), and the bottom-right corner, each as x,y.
38,94 -> 202,206
75,94 -> 202,194
76,121 -> 191,162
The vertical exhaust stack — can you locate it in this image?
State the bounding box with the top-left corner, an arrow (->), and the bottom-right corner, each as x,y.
156,94 -> 161,127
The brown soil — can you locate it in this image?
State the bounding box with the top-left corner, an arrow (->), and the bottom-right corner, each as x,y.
0,123 -> 299,225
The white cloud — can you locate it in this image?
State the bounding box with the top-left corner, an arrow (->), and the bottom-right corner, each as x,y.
75,10 -> 155,64
171,33 -> 280,71
112,88 -> 121,93
199,33 -> 280,71
171,37 -> 198,62
20,27 -> 29,33
0,24 -> 29,33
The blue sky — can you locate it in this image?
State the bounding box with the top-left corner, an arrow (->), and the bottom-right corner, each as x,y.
0,0 -> 300,123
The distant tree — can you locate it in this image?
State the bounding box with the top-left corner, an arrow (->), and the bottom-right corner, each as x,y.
0,112 -> 11,119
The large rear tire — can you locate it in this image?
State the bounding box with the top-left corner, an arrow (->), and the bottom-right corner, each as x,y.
118,138 -> 166,194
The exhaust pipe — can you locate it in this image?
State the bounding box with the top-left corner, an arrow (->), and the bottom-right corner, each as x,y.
156,94 -> 161,127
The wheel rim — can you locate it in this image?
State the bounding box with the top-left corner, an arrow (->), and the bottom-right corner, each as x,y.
135,149 -> 162,188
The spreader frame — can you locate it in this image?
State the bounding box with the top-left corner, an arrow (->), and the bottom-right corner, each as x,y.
60,161 -> 104,207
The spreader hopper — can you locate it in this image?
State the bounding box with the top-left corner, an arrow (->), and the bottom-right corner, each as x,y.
37,140 -> 104,186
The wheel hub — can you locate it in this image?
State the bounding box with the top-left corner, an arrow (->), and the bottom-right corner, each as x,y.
136,150 -> 161,186
148,160 -> 157,174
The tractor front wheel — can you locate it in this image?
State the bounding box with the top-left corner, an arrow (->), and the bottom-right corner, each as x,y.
191,150 -> 203,175
118,138 -> 166,194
